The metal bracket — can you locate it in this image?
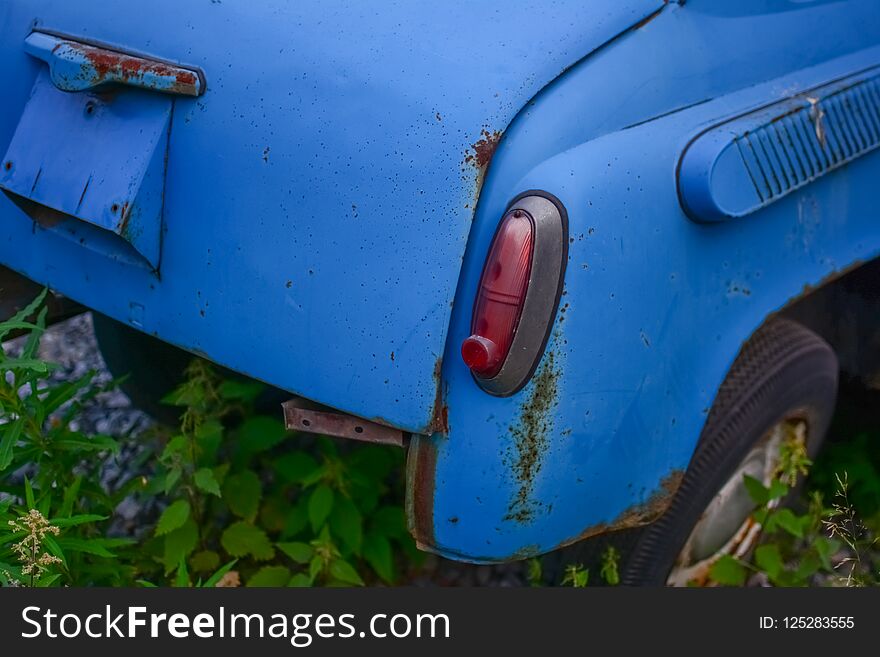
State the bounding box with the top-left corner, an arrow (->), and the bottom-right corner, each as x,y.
282,401 -> 408,447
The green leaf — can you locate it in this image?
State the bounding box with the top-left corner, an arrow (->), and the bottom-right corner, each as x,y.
754,544 -> 784,579
24,475 -> 35,509
220,521 -> 274,561
308,484 -> 334,532
56,538 -> 118,558
59,475 -> 83,518
329,496 -> 363,555
247,565 -> 291,587
194,468 -> 221,497
363,533 -> 394,584
0,288 -> 47,341
794,553 -> 821,582
708,555 -> 747,586
277,542 -> 314,564
164,467 -> 182,495
329,559 -> 364,586
52,434 -> 119,453
223,471 -> 261,520
162,518 -> 199,574
191,550 -> 221,573
175,558 -> 190,588
742,475 -> 768,505
161,435 -> 188,462
273,452 -> 320,484
202,560 -> 238,588
288,573 -> 312,587
218,379 -> 265,402
767,479 -> 789,502
372,506 -> 407,539
51,514 -> 107,528
281,502 -> 309,539
813,536 -> 838,571
309,555 -> 324,581
35,573 -> 62,588
765,508 -> 805,539
156,500 -> 191,536
0,417 -> 25,471
238,416 -> 287,453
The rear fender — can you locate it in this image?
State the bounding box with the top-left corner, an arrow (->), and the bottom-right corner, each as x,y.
409,1 -> 880,562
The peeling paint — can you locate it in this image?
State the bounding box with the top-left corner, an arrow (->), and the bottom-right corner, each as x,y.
505,350 -> 560,523
406,436 -> 438,548
556,469 -> 685,550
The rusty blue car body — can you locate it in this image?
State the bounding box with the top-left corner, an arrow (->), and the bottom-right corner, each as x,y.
2,0 -> 880,562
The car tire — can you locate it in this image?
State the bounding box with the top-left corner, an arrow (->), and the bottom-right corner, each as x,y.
621,318 -> 839,585
92,313 -> 290,425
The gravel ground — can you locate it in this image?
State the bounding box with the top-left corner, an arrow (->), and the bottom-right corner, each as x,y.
15,312 -> 528,587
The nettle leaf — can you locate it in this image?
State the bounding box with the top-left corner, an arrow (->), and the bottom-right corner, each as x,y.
767,479 -> 789,502
218,379 -> 264,402
156,500 -> 191,536
191,550 -> 221,574
194,468 -> 221,497
363,533 -> 394,584
238,416 -> 287,453
247,565 -> 291,587
273,452 -> 320,484
329,496 -> 363,555
754,544 -> 784,580
161,435 -> 189,462
329,559 -> 364,586
765,508 -> 805,539
372,506 -> 407,539
282,502 -> 309,539
288,573 -> 312,587
308,484 -> 334,532
743,475 -> 769,505
708,555 -> 747,586
278,542 -> 314,564
162,518 -> 199,573
221,521 -> 275,561
223,471 -> 262,520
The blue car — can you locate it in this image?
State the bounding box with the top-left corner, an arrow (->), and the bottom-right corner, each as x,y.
2,0 -> 878,584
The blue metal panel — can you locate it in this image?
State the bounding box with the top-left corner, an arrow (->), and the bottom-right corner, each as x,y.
410,0 -> 880,562
678,68 -> 880,222
0,0 -> 662,434
1,69 -> 170,270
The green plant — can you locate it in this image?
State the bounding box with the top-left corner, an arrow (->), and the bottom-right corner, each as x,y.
0,291 -> 136,586
142,359 -> 419,587
1,293 -> 418,588
707,427 -> 878,587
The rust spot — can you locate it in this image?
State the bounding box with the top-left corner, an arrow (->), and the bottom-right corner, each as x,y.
465,128 -> 503,169
407,436 -> 438,547
430,356 -> 449,434
557,470 -> 685,549
69,42 -> 199,96
505,351 -> 560,523
632,6 -> 665,30
116,201 -> 132,238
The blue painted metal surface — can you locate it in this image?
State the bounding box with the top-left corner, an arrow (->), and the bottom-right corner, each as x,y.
409,0 -> 880,561
0,0 -> 661,435
24,32 -> 203,97
2,68 -> 171,270
679,67 -> 880,222
3,0 -> 880,564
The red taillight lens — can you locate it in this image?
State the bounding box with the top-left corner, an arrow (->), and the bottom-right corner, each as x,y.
461,209 -> 534,378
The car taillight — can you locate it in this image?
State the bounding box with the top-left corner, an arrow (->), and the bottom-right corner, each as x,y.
462,193 -> 568,396
461,209 -> 533,378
